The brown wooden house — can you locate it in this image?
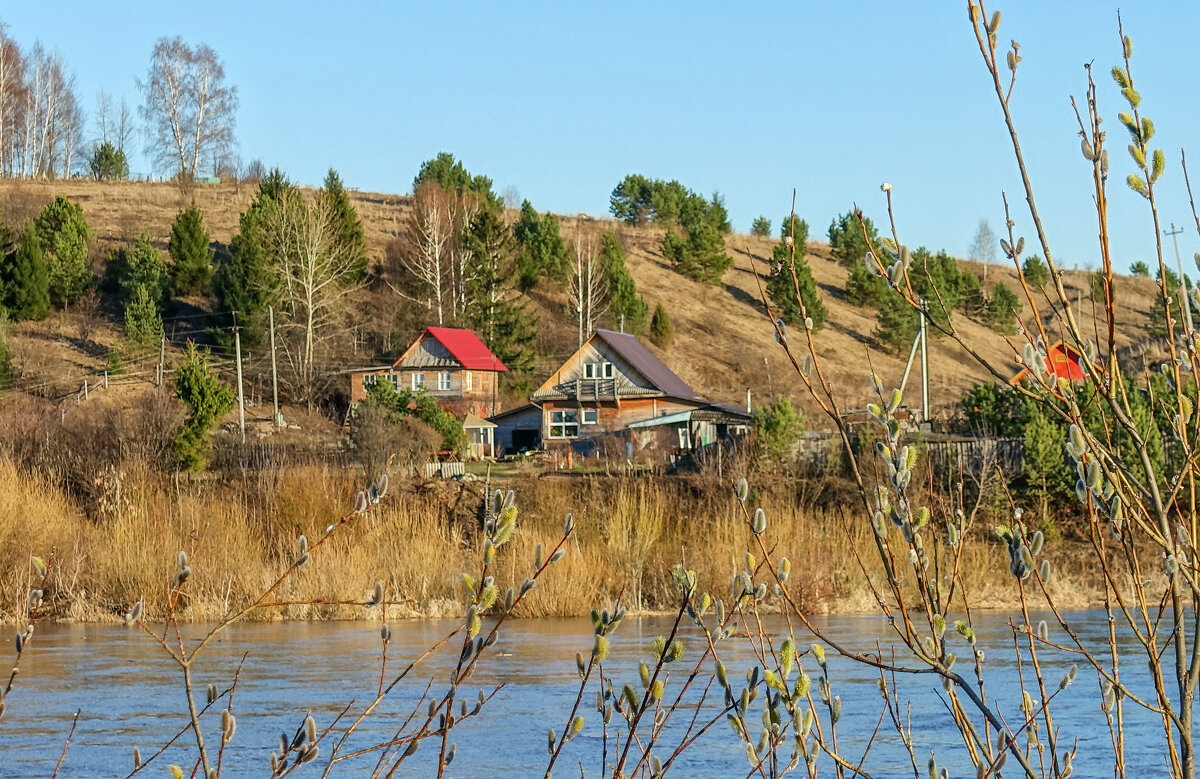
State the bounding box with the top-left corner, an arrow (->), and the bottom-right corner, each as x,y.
348,327 -> 507,417
503,329 -> 748,456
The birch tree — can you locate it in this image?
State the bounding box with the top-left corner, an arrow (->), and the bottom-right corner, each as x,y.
262,190 -> 361,405
138,37 -> 237,186
0,23 -> 23,177
569,230 -> 608,347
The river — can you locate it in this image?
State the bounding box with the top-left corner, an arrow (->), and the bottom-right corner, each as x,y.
0,610 -> 1171,777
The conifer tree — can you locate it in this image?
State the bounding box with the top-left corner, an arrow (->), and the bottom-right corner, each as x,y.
1,225 -> 51,321
173,343 -> 235,472
828,210 -> 877,268
212,178 -> 289,347
320,169 -> 369,278
650,303 -> 673,349
767,216 -> 826,330
122,233 -> 168,347
987,282 -> 1022,334
168,202 -> 214,296
512,200 -> 569,291
600,232 -> 647,333
34,197 -> 94,307
461,209 -> 538,383
1022,255 -> 1050,287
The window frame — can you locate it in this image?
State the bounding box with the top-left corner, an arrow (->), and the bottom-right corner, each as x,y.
437,371 -> 452,391
548,409 -> 580,439
411,372 -> 426,391
581,408 -> 598,425
465,371 -> 473,391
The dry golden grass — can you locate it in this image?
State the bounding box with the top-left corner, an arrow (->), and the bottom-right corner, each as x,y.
0,456 -> 1108,625
0,178 -> 1165,421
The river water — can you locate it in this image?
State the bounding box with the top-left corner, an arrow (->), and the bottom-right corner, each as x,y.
0,610 -> 1172,777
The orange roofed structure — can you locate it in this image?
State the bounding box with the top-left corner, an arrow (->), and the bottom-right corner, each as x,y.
1010,340 -> 1088,386
347,327 -> 507,417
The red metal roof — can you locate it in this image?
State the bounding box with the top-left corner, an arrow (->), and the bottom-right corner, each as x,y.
424,327 -> 507,372
1010,341 -> 1087,385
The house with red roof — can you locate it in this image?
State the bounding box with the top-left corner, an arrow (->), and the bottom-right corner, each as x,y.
348,327 -> 507,417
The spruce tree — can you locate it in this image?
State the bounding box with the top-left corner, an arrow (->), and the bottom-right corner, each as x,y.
650,303 -> 673,349
213,204 -> 277,347
321,169 -> 369,278
600,232 -> 647,333
461,209 -> 538,384
767,217 -> 826,330
173,343 -> 235,471
34,197 -> 94,307
1,225 -> 51,321
123,232 -> 168,304
168,202 -> 214,296
124,285 -> 164,347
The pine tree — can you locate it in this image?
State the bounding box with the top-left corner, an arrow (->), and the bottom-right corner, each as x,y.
1022,255 -> 1050,287
513,200 -> 569,291
845,264 -> 887,307
874,292 -> 919,355
662,219 -> 731,285
1023,405 -> 1070,522
1130,260 -> 1150,277
168,202 -> 214,296
987,282 -> 1021,334
461,209 -> 539,384
767,217 -> 826,330
650,303 -> 673,349
1,225 -> 51,321
321,169 -> 369,278
34,197 -> 94,308
750,216 -> 772,237
909,248 -> 962,330
600,232 -> 647,333
828,210 -> 877,268
0,313 -> 12,390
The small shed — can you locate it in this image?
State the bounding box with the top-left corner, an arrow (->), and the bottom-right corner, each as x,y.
463,414 -> 497,460
490,403 -> 543,455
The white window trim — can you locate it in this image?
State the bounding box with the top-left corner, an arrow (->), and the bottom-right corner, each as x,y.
548,409 -> 580,439
465,371 -> 473,391
602,362 -> 614,379
438,371 -> 451,391
363,374 -> 378,387
583,363 -> 599,380
411,372 -> 425,391
582,408 -> 598,425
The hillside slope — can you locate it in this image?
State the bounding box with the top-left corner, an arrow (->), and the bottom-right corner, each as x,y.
0,179 -> 1166,422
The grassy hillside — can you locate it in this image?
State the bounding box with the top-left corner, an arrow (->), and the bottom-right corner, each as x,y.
0,179 -> 1167,427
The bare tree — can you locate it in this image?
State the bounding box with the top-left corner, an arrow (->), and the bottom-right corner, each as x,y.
15,45 -> 80,179
138,37 -> 237,186
262,191 -> 363,406
398,181 -> 453,324
0,23 -> 24,177
569,230 -> 608,347
969,218 -> 996,282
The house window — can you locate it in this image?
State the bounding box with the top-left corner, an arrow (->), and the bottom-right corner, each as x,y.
388,373 -> 399,390
582,408 -> 598,425
363,374 -> 378,388
411,372 -> 426,391
549,410 -> 579,439
438,371 -> 451,391
465,371 -> 473,391
583,362 -> 614,379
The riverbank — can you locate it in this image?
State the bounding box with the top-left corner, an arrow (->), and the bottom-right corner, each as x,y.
3,458 -> 1106,624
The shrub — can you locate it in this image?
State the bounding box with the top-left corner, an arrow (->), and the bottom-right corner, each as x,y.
649,303 -> 673,349
173,344 -> 235,471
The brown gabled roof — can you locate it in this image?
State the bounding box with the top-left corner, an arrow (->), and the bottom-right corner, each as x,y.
592,329 -> 707,402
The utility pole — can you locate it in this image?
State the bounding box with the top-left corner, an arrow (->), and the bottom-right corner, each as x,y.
919,299 -> 930,424
269,306 -> 281,428
233,315 -> 246,444
1166,223 -> 1193,335
157,337 -> 166,390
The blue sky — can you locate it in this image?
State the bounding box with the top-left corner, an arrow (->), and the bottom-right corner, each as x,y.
4,2 -> 1200,271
